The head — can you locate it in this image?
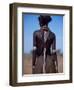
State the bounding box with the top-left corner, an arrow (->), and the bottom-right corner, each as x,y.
38,15 -> 52,27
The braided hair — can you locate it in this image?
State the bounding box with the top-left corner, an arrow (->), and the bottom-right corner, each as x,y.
38,15 -> 52,27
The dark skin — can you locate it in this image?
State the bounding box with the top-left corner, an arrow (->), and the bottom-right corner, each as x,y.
51,32 -> 58,73
33,14 -> 58,73
41,25 -> 58,73
33,24 -> 58,73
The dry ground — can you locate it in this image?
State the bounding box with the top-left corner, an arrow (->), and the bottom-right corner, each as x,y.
23,54 -> 63,74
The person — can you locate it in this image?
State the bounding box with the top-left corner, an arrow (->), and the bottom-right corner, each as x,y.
32,15 -> 58,74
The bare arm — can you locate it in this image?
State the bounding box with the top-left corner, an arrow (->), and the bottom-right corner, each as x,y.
32,32 -> 36,67
52,35 -> 58,73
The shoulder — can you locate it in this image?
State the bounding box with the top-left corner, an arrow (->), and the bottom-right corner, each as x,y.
33,30 -> 40,35
49,30 -> 56,39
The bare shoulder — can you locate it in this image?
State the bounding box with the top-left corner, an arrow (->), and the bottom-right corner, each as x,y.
33,30 -> 40,35
49,30 -> 56,39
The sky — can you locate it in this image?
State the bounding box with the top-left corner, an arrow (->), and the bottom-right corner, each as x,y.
23,13 -> 63,54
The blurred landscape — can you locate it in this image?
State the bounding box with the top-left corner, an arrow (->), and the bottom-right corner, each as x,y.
22,50 -> 63,75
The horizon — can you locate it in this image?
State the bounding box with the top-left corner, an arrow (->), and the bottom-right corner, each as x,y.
23,14 -> 63,54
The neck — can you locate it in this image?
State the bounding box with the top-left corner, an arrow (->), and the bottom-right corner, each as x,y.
41,25 -> 49,32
